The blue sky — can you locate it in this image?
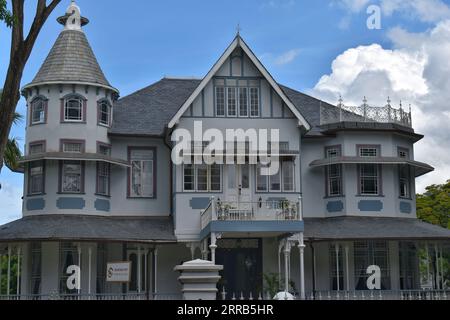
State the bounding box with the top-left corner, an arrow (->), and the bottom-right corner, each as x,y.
1,0 -> 450,224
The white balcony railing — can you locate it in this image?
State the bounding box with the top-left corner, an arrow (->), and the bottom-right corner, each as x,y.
201,197 -> 302,230
320,98 -> 412,128
0,292 -> 182,301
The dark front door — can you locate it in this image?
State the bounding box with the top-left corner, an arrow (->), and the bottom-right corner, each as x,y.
216,238 -> 263,300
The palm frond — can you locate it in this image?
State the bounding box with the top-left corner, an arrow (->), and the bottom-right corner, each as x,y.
12,112 -> 23,125
4,138 -> 22,172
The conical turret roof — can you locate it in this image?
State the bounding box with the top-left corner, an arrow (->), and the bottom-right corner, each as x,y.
24,1 -> 117,93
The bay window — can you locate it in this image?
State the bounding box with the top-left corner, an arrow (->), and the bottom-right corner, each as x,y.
29,161 -> 45,195
129,148 -> 155,198
398,148 -> 410,198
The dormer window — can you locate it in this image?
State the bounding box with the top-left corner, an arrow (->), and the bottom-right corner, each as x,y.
63,95 -> 85,122
30,97 -> 47,125
98,100 -> 111,127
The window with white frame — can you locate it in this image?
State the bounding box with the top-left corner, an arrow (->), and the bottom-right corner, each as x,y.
64,96 -> 83,122
183,164 -> 222,192
129,148 -> 155,198
29,161 -> 45,195
215,83 -> 260,118
398,148 -> 410,198
31,98 -> 46,124
239,87 -> 248,117
98,100 -> 111,126
227,87 -> 237,116
358,146 -> 381,195
325,146 -> 342,197
354,241 -> 390,290
61,161 -> 83,193
97,162 -> 110,196
250,87 -> 259,117
62,141 -> 84,153
29,142 -> 45,155
257,160 -> 295,192
215,87 -> 226,116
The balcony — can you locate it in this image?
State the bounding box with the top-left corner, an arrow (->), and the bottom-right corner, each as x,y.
200,198 -> 304,238
320,98 -> 412,128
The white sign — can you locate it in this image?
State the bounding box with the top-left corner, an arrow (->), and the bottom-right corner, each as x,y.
106,262 -> 131,283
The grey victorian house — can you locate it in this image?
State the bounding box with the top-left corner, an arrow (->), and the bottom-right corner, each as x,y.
0,1 -> 448,300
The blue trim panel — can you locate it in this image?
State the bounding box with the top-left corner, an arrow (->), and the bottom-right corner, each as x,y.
327,200 -> 344,213
358,200 -> 383,212
57,197 -> 86,210
200,220 -> 304,239
400,201 -> 412,214
95,199 -> 110,212
26,198 -> 45,211
190,197 -> 211,209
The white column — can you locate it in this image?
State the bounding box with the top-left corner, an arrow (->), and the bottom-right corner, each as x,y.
425,242 -> 431,285
434,243 -> 440,289
138,246 -> 142,293
16,246 -> 21,296
335,243 -> 340,291
345,244 -> 350,291
284,241 -> 289,293
154,248 -> 158,294
7,245 -> 11,296
77,244 -> 82,295
144,249 -> 148,293
298,234 -> 305,300
440,245 -> 444,290
88,246 -> 92,295
210,233 -> 217,264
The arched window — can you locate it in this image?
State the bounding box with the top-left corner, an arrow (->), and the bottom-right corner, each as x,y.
63,95 -> 85,122
98,100 -> 111,126
30,97 -> 47,125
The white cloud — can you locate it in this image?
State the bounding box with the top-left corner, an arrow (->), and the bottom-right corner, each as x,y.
274,49 -> 302,66
333,0 -> 371,12
0,182 -> 22,225
311,20 -> 450,193
381,0 -> 450,23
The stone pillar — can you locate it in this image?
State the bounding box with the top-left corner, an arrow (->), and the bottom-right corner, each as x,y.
174,259 -> 223,300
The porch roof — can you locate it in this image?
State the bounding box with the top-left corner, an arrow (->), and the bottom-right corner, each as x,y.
303,216 -> 450,241
0,215 -> 176,244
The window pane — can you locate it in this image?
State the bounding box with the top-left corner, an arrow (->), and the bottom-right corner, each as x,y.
210,164 -> 221,191
99,102 -> 110,125
239,87 -> 248,117
282,161 -> 294,191
270,167 -> 281,191
63,143 -> 83,153
98,145 -> 111,156
65,98 -> 83,121
97,162 -> 110,195
228,165 -> 236,189
62,161 -> 82,193
197,165 -> 208,191
359,147 -> 378,157
399,165 -> 409,198
130,149 -> 155,197
241,164 -> 249,189
256,165 -> 268,192
29,161 -> 44,194
30,143 -> 44,155
32,100 -> 45,124
227,87 -> 237,116
360,164 -> 379,195
184,164 -> 195,191
216,87 -> 225,116
250,88 -> 259,117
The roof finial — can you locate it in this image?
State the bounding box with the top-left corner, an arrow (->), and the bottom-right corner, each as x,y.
236,23 -> 242,37
57,0 -> 89,30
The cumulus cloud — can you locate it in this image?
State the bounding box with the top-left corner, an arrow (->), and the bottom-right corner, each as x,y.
0,183 -> 23,225
311,21 -> 450,192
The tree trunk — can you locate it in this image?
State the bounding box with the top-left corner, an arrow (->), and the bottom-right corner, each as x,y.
0,0 -> 61,175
